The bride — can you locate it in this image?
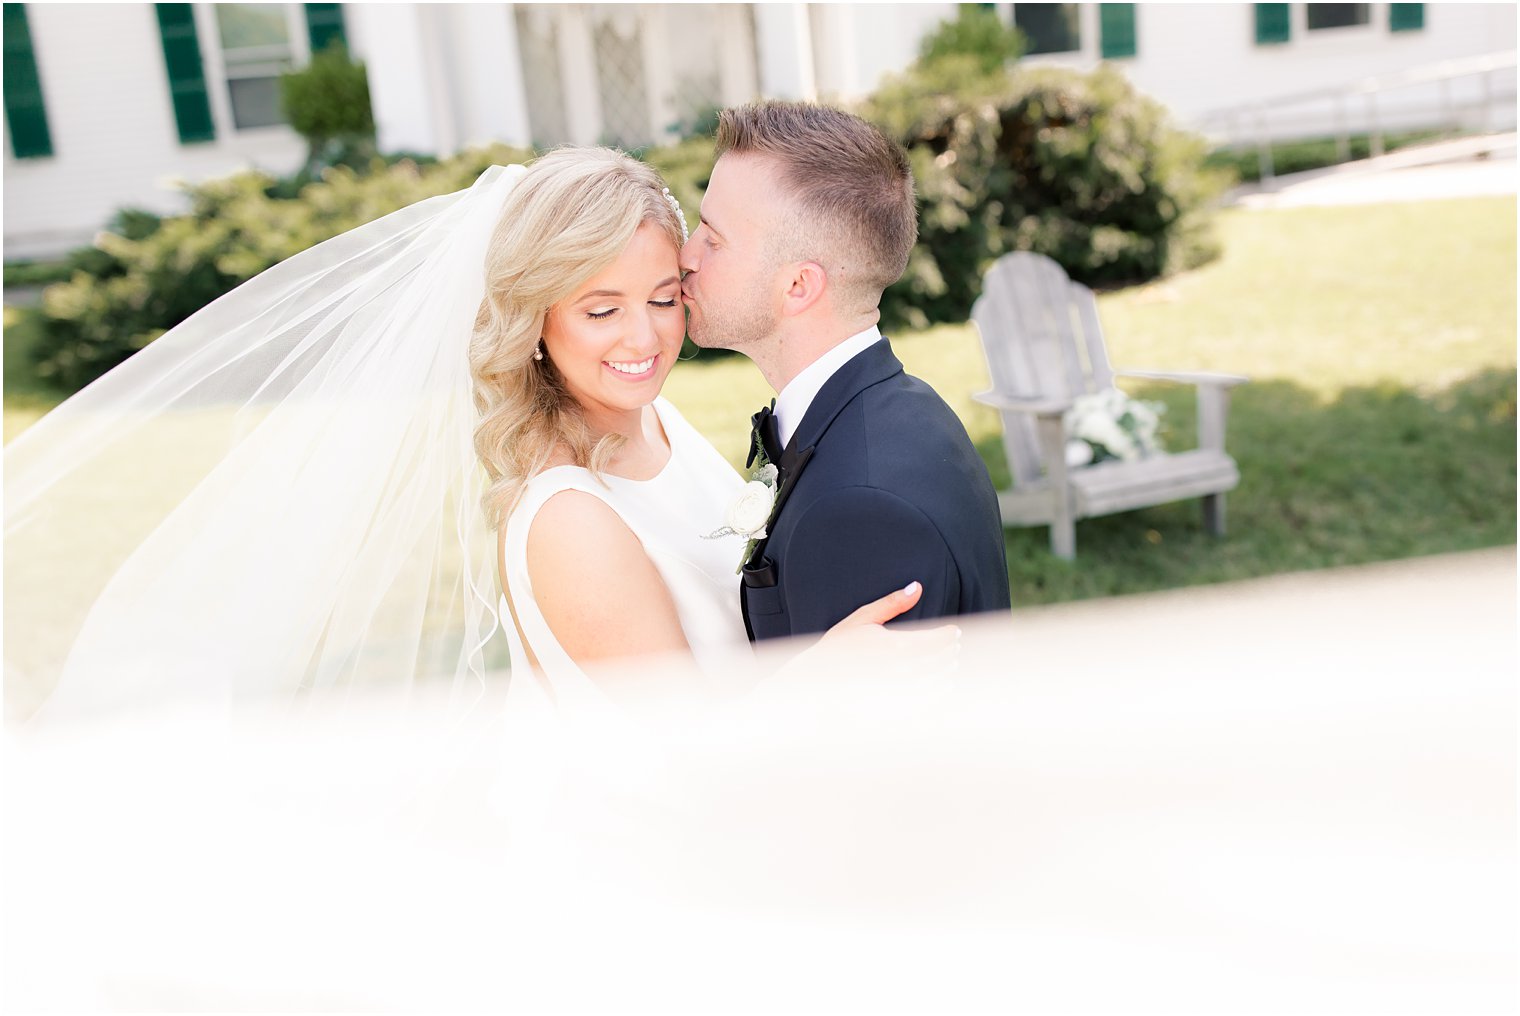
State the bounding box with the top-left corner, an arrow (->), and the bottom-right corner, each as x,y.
3,148 -> 924,722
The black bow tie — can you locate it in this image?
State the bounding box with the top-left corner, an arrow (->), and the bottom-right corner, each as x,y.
749,401 -> 782,469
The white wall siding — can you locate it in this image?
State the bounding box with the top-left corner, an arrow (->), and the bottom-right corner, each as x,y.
3,3 -> 306,260
1019,3 -> 1518,138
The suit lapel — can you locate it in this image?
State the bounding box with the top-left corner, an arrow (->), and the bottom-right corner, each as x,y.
742,444 -> 812,578
740,338 -> 903,582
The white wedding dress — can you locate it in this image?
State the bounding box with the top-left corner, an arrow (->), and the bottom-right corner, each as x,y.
497,397 -> 752,705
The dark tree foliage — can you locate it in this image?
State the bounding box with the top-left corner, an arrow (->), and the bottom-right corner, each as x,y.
861,7 -> 1226,330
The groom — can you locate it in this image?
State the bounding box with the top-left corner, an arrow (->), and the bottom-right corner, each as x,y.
680,101 -> 1010,640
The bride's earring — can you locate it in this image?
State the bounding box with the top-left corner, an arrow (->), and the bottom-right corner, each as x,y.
533,340 -> 545,362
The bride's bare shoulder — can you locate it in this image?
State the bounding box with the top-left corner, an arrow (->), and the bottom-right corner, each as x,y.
495,446 -> 586,553
529,487 -> 624,538
524,489 -> 639,577
523,488 -> 686,658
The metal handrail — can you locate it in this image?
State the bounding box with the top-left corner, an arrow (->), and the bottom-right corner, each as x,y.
1191,50 -> 1518,180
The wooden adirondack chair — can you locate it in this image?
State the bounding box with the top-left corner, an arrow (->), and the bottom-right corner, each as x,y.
970,252 -> 1248,560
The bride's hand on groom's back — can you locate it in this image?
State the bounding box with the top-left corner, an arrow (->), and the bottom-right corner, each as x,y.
831,580 -> 931,628
750,581 -> 959,705
813,580 -> 961,676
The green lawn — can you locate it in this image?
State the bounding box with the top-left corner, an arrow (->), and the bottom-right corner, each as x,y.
3,305 -> 61,442
6,196 -> 1516,608
664,196 -> 1518,604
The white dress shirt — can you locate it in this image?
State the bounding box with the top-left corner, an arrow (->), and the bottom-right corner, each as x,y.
772,326 -> 883,449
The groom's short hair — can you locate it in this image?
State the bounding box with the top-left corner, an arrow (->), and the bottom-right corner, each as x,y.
716,101 -> 917,310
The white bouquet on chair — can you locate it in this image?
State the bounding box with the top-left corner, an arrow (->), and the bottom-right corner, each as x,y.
1064,388 -> 1166,467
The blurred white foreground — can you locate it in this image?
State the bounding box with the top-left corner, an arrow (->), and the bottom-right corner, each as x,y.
4,548 -> 1514,1013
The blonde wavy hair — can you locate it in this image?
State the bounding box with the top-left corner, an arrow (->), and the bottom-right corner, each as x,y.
470,148 -> 686,528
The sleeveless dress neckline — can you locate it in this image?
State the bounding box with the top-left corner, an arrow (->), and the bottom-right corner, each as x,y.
531,398 -> 677,488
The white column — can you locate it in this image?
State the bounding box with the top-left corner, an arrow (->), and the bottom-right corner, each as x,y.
640,5 -> 678,144
810,4 -> 858,101
753,3 -> 816,101
718,4 -> 761,106
447,4 -> 532,148
350,4 -> 451,154
556,6 -> 602,145
844,4 -> 958,99
1079,2 -> 1102,61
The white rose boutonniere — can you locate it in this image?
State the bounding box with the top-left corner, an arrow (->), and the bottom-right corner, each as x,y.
705,463 -> 779,572
727,472 -> 777,537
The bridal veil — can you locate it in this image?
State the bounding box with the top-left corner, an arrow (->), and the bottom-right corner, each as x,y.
4,164 -> 527,722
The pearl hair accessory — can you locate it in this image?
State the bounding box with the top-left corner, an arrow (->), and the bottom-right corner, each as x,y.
662,187 -> 689,244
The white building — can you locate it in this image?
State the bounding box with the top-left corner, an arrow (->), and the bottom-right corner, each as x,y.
4,3 -> 1515,259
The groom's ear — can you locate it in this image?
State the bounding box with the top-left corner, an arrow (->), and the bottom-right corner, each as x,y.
780,260 -> 828,318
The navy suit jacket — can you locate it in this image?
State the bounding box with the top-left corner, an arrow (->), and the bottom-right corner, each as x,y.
740,338 -> 1010,640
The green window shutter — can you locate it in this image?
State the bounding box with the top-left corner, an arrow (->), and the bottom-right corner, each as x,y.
305,3 -> 346,55
3,4 -> 54,158
1390,3 -> 1424,32
1254,3 -> 1291,45
1099,4 -> 1137,58
155,3 -> 215,143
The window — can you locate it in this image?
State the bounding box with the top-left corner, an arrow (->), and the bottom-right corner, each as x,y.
1256,3 -> 1415,47
1013,4 -> 1080,56
1306,4 -> 1370,31
215,3 -> 299,129
157,4 -> 345,144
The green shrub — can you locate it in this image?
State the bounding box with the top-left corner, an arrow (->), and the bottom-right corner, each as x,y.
280,43 -> 376,171
863,62 -> 1228,330
110,207 -> 164,241
917,3 -> 1025,76
667,104 -> 721,143
29,147 -> 532,391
